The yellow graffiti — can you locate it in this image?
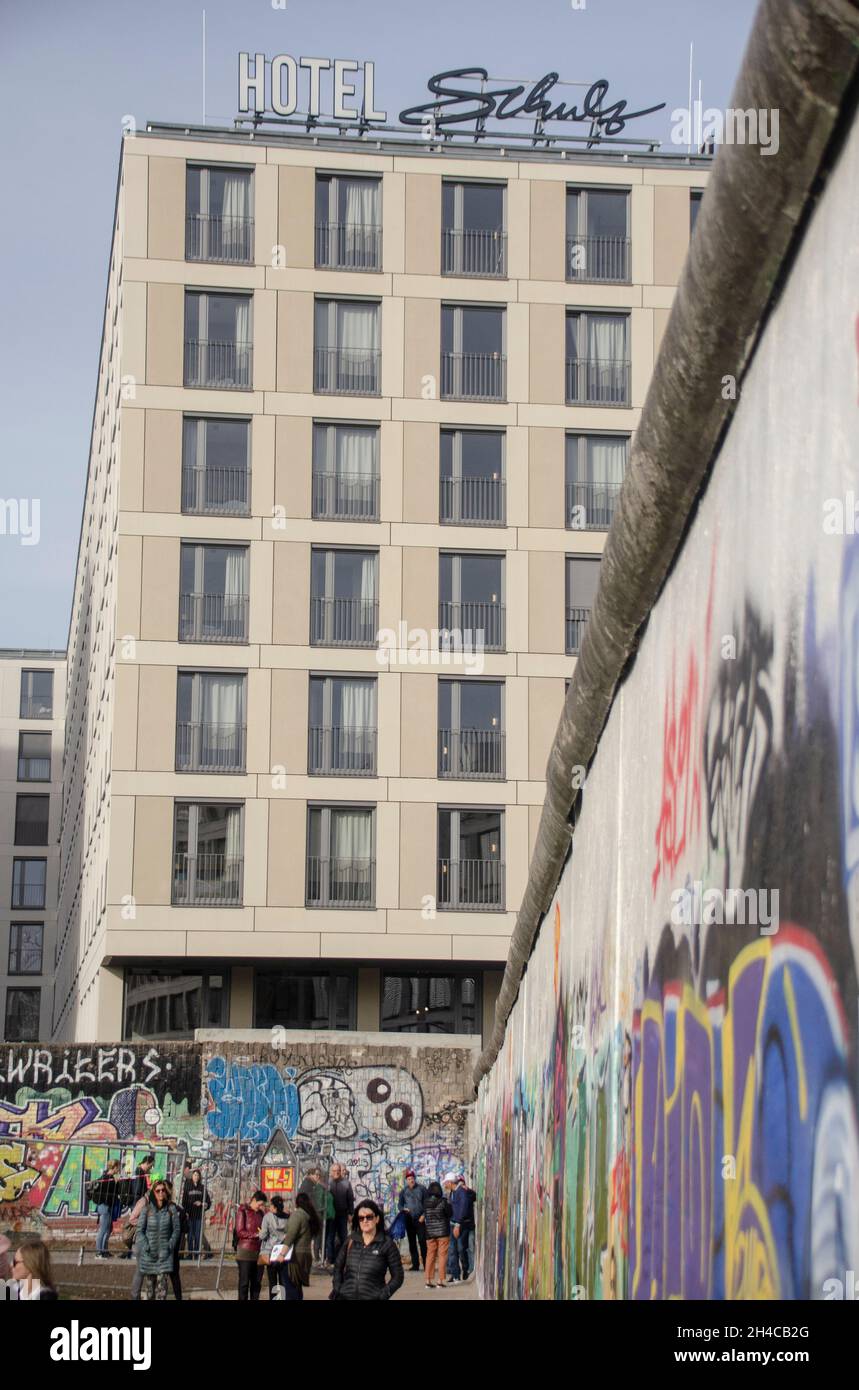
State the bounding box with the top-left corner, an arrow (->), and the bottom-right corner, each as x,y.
0,1142 -> 39,1201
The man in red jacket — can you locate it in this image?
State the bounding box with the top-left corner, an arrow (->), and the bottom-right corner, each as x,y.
235,1191 -> 267,1301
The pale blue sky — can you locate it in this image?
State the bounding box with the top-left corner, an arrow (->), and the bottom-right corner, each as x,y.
0,0 -> 756,646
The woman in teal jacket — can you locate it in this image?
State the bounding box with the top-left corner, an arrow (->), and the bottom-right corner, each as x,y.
134,1180 -> 181,1300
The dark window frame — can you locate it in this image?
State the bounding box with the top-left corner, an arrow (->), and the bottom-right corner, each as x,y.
4,986 -> 40,1042
380,970 -> 482,1035
122,964 -> 232,1041
8,922 -> 44,976
254,966 -> 358,1031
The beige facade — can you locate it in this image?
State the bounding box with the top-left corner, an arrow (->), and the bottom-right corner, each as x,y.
58,123 -> 710,1044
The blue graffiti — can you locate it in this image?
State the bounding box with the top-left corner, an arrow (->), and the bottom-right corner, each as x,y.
205,1057 -> 300,1144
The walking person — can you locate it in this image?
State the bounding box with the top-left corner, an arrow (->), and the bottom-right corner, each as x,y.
12,1238 -> 59,1300
162,1179 -> 184,1299
260,1195 -> 292,1300
423,1180 -> 453,1289
442,1173 -> 460,1284
398,1169 -> 427,1273
182,1167 -> 212,1259
131,1179 -> 181,1301
234,1190 -> 267,1301
298,1165 -> 327,1268
269,1192 -> 319,1301
450,1174 -> 477,1282
331,1200 -> 403,1301
328,1161 -> 354,1265
89,1158 -> 122,1259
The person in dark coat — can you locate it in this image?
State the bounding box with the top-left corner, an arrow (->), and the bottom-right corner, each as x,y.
450,1174 -> 477,1282
88,1158 -> 122,1259
398,1169 -> 427,1272
422,1181 -> 453,1289
331,1200 -> 403,1302
132,1181 -> 181,1301
181,1167 -> 212,1258
235,1191 -> 267,1301
327,1162 -> 355,1265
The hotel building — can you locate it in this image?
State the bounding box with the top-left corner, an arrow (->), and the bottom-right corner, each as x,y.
54,117 -> 709,1043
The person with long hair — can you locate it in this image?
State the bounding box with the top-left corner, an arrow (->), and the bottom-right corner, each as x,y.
331,1199 -> 403,1302
260,1194 -> 292,1300
132,1178 -> 181,1301
89,1157 -> 122,1259
13,1238 -> 58,1300
423,1180 -> 453,1289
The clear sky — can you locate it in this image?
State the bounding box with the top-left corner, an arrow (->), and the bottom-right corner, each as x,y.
0,0 -> 757,648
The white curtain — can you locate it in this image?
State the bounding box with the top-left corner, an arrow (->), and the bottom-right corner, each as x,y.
343,179 -> 379,264
332,809 -> 372,863
340,680 -> 375,766
587,314 -> 626,365
588,436 -> 627,485
233,298 -> 251,383
338,302 -> 379,352
223,550 -> 246,632
337,426 -> 376,512
203,676 -> 242,759
220,173 -> 251,256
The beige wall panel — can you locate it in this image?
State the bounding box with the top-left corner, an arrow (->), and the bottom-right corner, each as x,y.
379,420 -> 403,523
278,165 -> 315,269
402,421 -> 438,523
121,280 -> 147,385
111,664 -> 139,771
123,155 -> 149,259
398,800 -> 437,911
404,173 -> 441,276
506,302 -> 529,405
94,967 -> 125,1043
505,549 -> 528,654
272,540 -> 310,646
119,406 -> 145,512
251,413 -> 275,519
376,670 -> 400,777
276,291 -> 314,393
630,183 -> 655,286
630,307 -> 654,410
140,536 -> 180,642
528,426 -> 564,528
380,294 -> 404,400
378,543 -> 402,638
275,414 -> 312,519
248,540 -> 273,646
506,176 -> 530,280
146,282 -> 184,387
245,667 -> 271,775
403,298 -> 440,400
117,535 -> 143,638
528,551 -> 565,654
451,936 -> 509,962
529,676 -> 565,779
653,306 -> 671,363
504,675 -> 529,782
241,798 -> 268,906
253,288 -> 277,393
137,665 -> 177,772
528,304 -> 565,406
270,667 -> 308,774
375,801 -> 400,909
108,798 -> 136,908
253,163 -> 279,268
653,185 -> 691,286
267,798 -> 308,906
399,674 -> 436,778
143,409 -> 182,513
381,171 -> 405,275
147,156 -> 185,261
132,797 -> 173,905
529,180 -> 565,281
401,545 -> 439,638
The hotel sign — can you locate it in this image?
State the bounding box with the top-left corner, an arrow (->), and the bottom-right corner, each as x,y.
238,54 -> 665,138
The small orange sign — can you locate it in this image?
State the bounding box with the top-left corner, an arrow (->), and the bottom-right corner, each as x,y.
261,1166 -> 295,1194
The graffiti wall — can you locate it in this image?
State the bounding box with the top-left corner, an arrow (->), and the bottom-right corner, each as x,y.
0,1038 -> 474,1233
476,114 -> 859,1298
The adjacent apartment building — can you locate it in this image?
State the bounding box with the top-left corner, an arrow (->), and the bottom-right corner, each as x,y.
0,650 -> 66,1040
54,118 -> 709,1044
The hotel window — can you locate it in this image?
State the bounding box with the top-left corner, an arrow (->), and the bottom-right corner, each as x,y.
306,805 -> 375,909
439,679 -> 504,780
123,968 -> 229,1041
179,543 -> 249,644
11,856 -> 45,911
255,968 -> 356,1030
690,189 -> 704,234
184,291 -> 253,390
182,416 -> 251,516
310,548 -> 378,647
438,808 -> 504,911
176,671 -> 246,773
566,187 -> 630,283
440,429 -> 505,526
14,795 -> 49,847
315,174 -> 382,270
566,556 -> 601,655
439,552 -> 505,653
565,434 -> 628,530
442,181 -> 506,277
441,305 -> 506,402
309,675 -> 377,776
381,972 -> 480,1034
8,923 -> 43,975
17,732 -> 51,781
4,988 -> 40,1043
20,669 -> 53,719
565,311 -> 630,406
186,166 -> 254,264
312,422 -> 380,521
314,299 -> 381,396
172,802 -> 244,907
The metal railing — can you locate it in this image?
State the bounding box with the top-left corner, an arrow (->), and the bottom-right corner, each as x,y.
566,234 -> 631,283
17,756 -> 51,781
438,729 -> 505,780
314,346 -> 381,396
438,857 -> 505,910
315,222 -> 382,270
20,697 -> 52,719
441,351 -> 506,402
184,340 -> 253,390
438,600 -> 505,652
176,722 -> 247,773
11,882 -> 45,910
182,464 -> 251,516
306,856 -> 375,908
565,480 -> 623,530
565,358 -> 630,406
440,475 -> 505,525
308,725 -> 378,776
312,470 -> 380,520
179,592 -> 249,644
186,214 -> 254,264
310,595 -> 378,647
566,606 -> 591,655
442,227 -> 507,277
172,852 -> 243,906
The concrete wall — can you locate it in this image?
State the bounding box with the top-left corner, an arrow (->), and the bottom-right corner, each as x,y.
475,107 -> 859,1300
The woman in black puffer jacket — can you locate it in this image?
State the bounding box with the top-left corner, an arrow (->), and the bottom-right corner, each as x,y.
332,1200 -> 403,1301
422,1181 -> 453,1288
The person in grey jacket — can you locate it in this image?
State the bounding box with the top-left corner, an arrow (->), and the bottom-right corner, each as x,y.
131,1181 -> 181,1301
260,1195 -> 292,1300
397,1170 -> 427,1272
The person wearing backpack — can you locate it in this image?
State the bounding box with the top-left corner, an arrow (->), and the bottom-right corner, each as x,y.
422,1180 -> 453,1289
234,1190 -> 267,1301
88,1158 -> 122,1259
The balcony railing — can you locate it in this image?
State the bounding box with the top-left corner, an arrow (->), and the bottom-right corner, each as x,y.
566,606 -> 591,655
172,852 -> 243,906
176,722 -> 247,773
312,471 -> 380,521
184,340 -> 253,390
20,697 -> 52,719
315,222 -> 382,271
438,729 -> 505,780
565,480 -> 623,531
186,214 -> 254,264
440,476 -> 506,526
12,883 -> 46,910
437,857 -> 505,910
182,464 -> 251,516
310,595 -> 379,647
441,351 -> 506,402
438,600 -> 505,653
566,358 -> 630,406
442,228 -> 507,278
566,234 -> 631,283
179,592 -> 249,644
306,856 -> 375,908
314,346 -> 381,396
308,725 -> 378,776
18,757 -> 51,781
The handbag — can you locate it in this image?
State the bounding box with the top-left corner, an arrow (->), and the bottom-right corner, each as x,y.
388,1212 -> 406,1241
